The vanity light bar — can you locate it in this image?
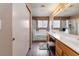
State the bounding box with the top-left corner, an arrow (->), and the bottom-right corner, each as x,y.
52,3 -> 71,17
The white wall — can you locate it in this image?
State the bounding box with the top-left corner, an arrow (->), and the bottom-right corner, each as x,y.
0,4 -> 12,56
12,4 -> 30,56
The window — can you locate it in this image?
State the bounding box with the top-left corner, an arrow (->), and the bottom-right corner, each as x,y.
53,20 -> 60,28
38,20 -> 48,29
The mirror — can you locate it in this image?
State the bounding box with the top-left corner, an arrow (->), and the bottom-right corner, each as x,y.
52,3 -> 79,35
52,19 -> 79,35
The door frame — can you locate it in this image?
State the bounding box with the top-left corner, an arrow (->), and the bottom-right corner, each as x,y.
26,4 -> 32,49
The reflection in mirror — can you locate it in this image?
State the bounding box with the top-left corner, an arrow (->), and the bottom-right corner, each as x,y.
52,19 -> 79,35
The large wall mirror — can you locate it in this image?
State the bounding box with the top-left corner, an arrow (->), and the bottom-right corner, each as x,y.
52,3 -> 79,35
52,19 -> 79,35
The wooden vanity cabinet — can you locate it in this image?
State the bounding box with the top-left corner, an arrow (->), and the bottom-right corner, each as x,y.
55,40 -> 63,56
55,40 -> 79,56
56,44 -> 62,56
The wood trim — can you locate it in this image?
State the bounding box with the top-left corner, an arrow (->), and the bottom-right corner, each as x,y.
32,16 -> 49,20
33,16 -> 49,18
26,4 -> 32,49
54,16 -> 70,20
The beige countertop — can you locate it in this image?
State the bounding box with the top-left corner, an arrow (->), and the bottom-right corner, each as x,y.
48,30 -> 79,54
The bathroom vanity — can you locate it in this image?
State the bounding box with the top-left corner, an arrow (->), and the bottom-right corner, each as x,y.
48,31 -> 79,56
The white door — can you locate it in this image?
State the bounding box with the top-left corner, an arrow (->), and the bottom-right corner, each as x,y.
12,3 -> 30,56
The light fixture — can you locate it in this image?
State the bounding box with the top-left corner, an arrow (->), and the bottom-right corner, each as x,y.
41,5 -> 45,7
52,3 -> 71,17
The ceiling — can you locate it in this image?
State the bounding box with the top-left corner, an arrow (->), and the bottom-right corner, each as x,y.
32,3 -> 58,16
57,3 -> 79,16
32,3 -> 79,17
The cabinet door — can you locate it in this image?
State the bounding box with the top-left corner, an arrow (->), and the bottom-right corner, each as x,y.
63,51 -> 69,56
58,40 -> 79,56
62,45 -> 79,56
56,44 -> 62,56
63,53 -> 68,56
56,52 -> 59,56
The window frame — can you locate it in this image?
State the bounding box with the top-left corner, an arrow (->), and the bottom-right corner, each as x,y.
36,19 -> 49,30
52,20 -> 61,30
